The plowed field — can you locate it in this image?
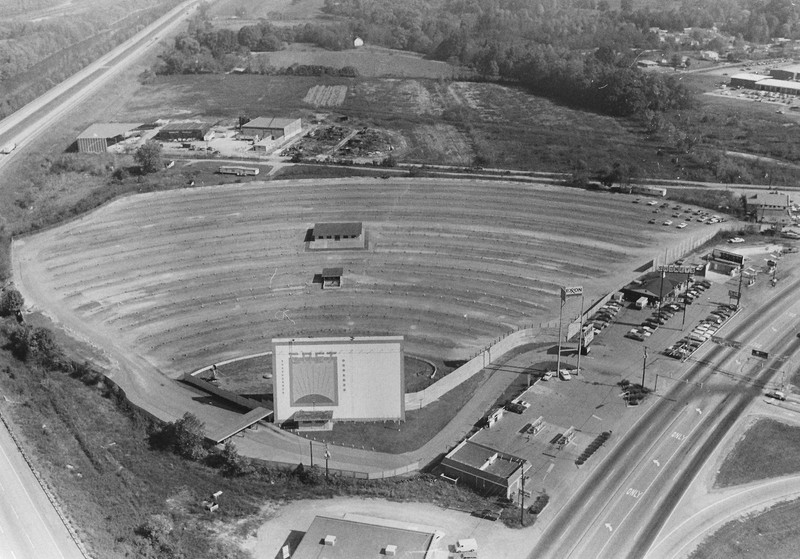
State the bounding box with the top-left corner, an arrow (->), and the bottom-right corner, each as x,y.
13,178 -> 723,381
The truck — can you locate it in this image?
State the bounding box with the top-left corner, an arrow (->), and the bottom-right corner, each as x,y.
635,296 -> 648,310
0,142 -> 16,154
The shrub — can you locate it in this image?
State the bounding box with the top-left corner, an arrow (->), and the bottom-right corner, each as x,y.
0,288 -> 24,316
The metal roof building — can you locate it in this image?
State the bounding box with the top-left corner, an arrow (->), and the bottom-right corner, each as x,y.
292,515 -> 438,559
155,122 -> 213,142
728,73 -> 768,88
76,123 -> 143,153
240,116 -> 302,139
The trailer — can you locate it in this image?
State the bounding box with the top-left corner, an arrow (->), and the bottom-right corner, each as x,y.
218,165 -> 259,176
635,296 -> 648,310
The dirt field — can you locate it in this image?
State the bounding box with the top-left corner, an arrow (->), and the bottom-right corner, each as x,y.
303,84 -> 348,107
13,178 -> 724,383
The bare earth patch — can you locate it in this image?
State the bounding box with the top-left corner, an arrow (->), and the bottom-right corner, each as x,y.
303,85 -> 348,107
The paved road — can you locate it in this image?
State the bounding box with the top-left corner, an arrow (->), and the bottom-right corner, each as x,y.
0,418 -> 84,559
528,273 -> 800,559
0,0 -> 200,173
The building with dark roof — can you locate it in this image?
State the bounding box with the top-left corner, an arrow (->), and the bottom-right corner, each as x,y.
751,192 -> 792,229
292,515 -> 438,559
321,267 -> 344,289
76,123 -> 143,153
621,271 -> 689,304
729,72 -> 768,88
240,117 -> 302,140
155,122 -> 213,142
440,439 -> 529,499
770,64 -> 800,81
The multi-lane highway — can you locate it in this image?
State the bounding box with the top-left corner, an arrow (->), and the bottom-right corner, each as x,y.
0,3 -> 203,558
530,275 -> 800,559
0,0 -> 201,173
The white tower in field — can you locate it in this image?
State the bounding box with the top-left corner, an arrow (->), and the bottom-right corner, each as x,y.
272,336 -> 404,423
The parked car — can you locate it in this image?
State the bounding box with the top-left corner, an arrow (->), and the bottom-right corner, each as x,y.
542,371 -> 554,381
473,509 -> 501,521
559,369 -> 572,381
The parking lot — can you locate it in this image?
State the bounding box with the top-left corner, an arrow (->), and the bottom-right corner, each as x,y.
470,262 -> 748,487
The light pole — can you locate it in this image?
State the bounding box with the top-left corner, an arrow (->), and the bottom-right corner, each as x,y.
324,444 -> 331,479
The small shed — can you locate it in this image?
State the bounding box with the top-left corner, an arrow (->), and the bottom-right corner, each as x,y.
291,410 -> 334,431
321,267 -> 343,289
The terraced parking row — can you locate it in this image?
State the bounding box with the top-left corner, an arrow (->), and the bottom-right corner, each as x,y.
14,178 -> 722,377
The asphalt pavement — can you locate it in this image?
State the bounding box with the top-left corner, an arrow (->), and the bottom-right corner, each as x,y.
0,418 -> 84,559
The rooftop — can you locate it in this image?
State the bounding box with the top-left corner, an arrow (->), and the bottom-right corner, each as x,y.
445,440 -> 525,479
729,72 -> 769,81
754,192 -> 790,208
291,515 -> 435,559
77,123 -> 142,139
322,267 -> 344,277
243,116 -> 300,129
756,78 -> 800,91
774,63 -> 800,73
160,121 -> 211,132
313,222 -> 363,237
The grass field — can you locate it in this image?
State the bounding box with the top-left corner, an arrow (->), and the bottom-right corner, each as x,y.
255,44 -> 466,79
689,497 -> 800,559
208,0 -> 327,26
715,418 -> 800,488
13,178 -> 724,387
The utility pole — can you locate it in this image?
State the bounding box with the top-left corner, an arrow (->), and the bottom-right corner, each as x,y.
737,263 -> 745,308
519,468 -> 526,525
641,347 -> 648,388
310,440 -> 314,468
557,295 -> 564,376
576,292 -> 585,376
658,270 -> 666,314
324,444 -> 331,479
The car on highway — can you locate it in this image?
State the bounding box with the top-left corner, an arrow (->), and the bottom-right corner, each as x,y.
728,237 -> 745,243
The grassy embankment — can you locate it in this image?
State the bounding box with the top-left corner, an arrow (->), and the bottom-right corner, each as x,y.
0,315 -> 534,558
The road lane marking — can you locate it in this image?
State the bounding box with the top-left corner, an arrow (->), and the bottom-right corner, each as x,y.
594,412 -> 705,558
605,523 -> 613,532
653,459 -> 661,467
626,488 -> 644,499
